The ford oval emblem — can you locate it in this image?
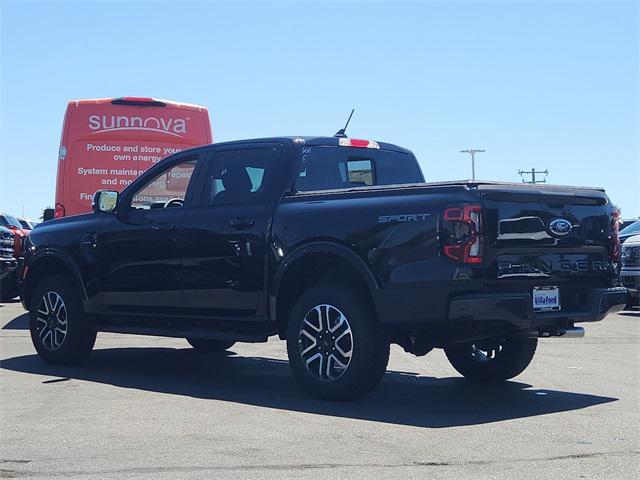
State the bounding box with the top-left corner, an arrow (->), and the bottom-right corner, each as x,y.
549,218 -> 572,236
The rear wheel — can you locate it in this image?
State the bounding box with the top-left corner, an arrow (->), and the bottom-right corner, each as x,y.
29,275 -> 96,364
444,337 -> 537,382
186,338 -> 235,353
286,283 -> 389,401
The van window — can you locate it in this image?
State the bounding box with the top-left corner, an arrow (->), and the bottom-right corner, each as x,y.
295,146 -> 423,192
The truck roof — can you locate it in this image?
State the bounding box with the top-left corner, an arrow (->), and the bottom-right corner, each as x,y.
185,136 -> 413,154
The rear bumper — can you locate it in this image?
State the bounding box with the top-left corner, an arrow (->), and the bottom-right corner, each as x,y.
448,286 -> 628,327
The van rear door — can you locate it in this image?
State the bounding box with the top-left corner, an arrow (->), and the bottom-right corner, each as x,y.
56,97 -> 212,217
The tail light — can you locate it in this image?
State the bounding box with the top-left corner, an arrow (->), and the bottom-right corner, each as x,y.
611,209 -> 621,262
441,205 -> 483,264
54,203 -> 65,218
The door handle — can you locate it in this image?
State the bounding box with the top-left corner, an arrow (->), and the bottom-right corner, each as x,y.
228,218 -> 255,230
152,223 -> 176,231
80,232 -> 97,247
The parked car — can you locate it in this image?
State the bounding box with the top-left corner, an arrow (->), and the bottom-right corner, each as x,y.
17,218 -> 35,230
620,234 -> 640,309
21,136 -> 627,400
0,212 -> 28,257
0,225 -> 18,301
619,219 -> 638,231
620,220 -> 640,244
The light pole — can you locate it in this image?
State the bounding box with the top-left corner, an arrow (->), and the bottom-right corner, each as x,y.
460,149 -> 485,180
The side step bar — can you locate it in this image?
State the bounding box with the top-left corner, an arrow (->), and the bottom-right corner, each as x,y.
94,324 -> 270,343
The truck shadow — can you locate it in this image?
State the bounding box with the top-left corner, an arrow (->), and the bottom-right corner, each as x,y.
0,346 -> 617,428
2,312 -> 29,329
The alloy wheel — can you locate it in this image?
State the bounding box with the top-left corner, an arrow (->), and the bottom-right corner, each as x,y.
298,304 -> 353,381
35,291 -> 68,351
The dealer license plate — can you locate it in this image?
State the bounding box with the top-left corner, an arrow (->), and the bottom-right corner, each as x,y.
532,286 -> 560,311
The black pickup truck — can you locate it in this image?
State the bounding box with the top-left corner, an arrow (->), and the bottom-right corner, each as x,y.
22,136 -> 627,400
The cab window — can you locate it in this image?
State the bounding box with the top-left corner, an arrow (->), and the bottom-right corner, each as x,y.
295,146 -> 422,192
130,157 -> 198,209
199,146 -> 277,206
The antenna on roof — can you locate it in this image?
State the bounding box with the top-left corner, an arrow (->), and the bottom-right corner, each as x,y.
334,109 -> 355,138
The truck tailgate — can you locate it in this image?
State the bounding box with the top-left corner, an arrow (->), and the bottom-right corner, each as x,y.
478,183 -> 618,283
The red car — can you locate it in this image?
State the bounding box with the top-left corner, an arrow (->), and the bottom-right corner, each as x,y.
0,213 -> 28,257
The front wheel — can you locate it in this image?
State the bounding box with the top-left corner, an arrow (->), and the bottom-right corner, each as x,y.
444,337 -> 537,382
29,274 -> 96,364
286,283 -> 389,401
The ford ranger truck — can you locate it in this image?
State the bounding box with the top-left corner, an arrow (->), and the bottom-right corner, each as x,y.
21,136 -> 627,400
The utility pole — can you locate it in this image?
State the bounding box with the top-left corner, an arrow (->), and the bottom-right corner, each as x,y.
518,168 -> 548,184
460,149 -> 485,180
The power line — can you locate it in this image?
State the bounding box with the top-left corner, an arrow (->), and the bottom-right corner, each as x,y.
460,149 -> 485,180
518,168 -> 548,184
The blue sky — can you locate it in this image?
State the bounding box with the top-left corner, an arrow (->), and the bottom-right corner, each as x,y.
1,0 -> 638,220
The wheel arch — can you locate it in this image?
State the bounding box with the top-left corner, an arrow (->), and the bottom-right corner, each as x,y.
271,241 -> 380,339
23,249 -> 88,310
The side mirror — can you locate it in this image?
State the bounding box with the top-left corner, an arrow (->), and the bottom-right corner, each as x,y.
92,190 -> 119,213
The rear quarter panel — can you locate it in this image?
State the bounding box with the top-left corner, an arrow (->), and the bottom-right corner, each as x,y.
271,186 -> 481,325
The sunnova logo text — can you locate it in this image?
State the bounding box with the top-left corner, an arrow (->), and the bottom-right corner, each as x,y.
88,115 -> 187,137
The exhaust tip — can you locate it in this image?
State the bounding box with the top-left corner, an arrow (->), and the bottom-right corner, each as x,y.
538,326 -> 585,339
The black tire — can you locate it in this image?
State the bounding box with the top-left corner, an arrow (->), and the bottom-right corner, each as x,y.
29,274 -> 96,365
444,337 -> 537,382
286,283 -> 389,401
186,338 -> 235,352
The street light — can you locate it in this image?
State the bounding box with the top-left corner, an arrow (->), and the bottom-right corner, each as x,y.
460,149 -> 485,180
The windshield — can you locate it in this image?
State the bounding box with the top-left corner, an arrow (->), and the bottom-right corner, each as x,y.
621,220 -> 640,236
0,214 -> 22,228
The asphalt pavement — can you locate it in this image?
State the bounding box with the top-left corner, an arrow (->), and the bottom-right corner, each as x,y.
1,301 -> 638,479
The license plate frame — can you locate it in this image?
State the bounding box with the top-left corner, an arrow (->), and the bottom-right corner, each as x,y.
532,286 -> 561,312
